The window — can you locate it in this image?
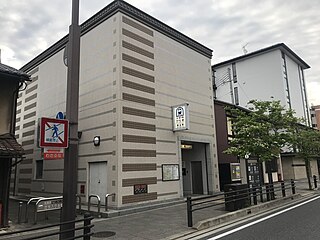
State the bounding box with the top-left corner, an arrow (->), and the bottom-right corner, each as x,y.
232,63 -> 237,83
234,87 -> 239,105
35,159 -> 43,179
227,116 -> 234,142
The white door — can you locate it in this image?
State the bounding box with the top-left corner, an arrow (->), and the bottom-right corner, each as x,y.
89,162 -> 107,204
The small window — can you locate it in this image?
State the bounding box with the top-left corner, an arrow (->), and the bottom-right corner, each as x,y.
35,159 -> 43,179
232,63 -> 237,83
234,87 -> 239,105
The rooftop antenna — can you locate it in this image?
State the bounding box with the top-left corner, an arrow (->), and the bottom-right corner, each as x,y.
242,43 -> 249,55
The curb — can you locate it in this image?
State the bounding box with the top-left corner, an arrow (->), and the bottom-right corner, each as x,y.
194,194 -> 302,230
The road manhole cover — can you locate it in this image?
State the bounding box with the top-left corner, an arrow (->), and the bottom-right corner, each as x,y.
93,231 -> 116,238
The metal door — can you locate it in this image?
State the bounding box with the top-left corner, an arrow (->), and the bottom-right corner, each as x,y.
191,161 -> 203,194
89,162 -> 107,204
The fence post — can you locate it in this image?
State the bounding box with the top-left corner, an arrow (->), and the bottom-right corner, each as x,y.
252,187 -> 257,205
281,181 -> 286,197
187,197 -> 193,227
291,179 -> 295,194
83,213 -> 91,240
266,184 -> 270,201
259,185 -> 263,203
18,202 -> 23,224
313,175 -> 317,189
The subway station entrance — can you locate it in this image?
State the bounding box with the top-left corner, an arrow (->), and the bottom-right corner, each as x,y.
181,141 -> 209,196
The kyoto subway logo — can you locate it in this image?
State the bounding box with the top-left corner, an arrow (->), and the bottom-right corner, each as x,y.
176,107 -> 184,117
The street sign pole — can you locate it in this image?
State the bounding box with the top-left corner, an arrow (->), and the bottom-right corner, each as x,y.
60,0 -> 80,239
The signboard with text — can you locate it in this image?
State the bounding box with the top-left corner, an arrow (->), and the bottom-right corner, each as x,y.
40,117 -> 69,148
172,103 -> 189,131
43,148 -> 64,160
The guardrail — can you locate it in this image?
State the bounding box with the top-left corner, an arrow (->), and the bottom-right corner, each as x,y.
25,197 -> 44,223
105,193 -> 115,211
0,213 -> 94,240
34,196 -> 63,224
186,180 -> 296,227
88,194 -> 101,215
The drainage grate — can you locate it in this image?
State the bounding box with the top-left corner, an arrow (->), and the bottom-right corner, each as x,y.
93,231 -> 116,238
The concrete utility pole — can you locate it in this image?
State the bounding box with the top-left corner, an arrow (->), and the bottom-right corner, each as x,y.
60,0 -> 80,239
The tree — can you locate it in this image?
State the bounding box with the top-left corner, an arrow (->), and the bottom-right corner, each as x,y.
293,127 -> 320,189
224,100 -> 299,186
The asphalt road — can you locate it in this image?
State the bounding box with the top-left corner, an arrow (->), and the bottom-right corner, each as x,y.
204,195 -> 320,240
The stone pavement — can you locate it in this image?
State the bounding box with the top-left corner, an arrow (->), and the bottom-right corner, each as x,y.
1,179 -> 317,240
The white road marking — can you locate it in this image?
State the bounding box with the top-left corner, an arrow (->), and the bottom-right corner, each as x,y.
208,195 -> 320,240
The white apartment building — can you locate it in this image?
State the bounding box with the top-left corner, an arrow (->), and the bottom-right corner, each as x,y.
213,43 -> 311,124
212,43 -> 316,181
13,0 -> 219,209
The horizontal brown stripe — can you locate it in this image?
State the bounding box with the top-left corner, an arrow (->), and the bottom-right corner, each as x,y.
123,149 -> 156,157
156,152 -> 176,156
122,79 -> 155,94
24,102 -> 37,111
122,28 -> 154,47
18,188 -> 31,194
28,67 -> 39,75
25,93 -> 37,103
21,159 -> 33,165
24,149 -> 34,155
122,53 -> 154,71
15,126 -> 20,131
123,93 -> 155,106
122,66 -> 155,82
23,120 -> 36,128
157,192 -> 179,197
16,117 -> 20,123
123,120 -> 155,131
22,139 -> 34,146
19,168 -> 32,174
24,111 -> 36,120
122,163 -> 157,171
22,130 -> 34,137
26,84 -> 38,94
16,109 -> 21,114
122,192 -> 157,204
122,41 -> 154,59
122,16 -> 154,36
19,178 -> 32,184
17,101 -> 22,106
123,134 -> 156,144
122,177 -> 157,187
123,107 -> 155,119
78,152 -> 114,158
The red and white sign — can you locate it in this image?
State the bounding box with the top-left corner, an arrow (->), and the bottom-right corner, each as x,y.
44,148 -> 64,160
40,117 -> 69,148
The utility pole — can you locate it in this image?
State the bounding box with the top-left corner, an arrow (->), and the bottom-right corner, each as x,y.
60,0 -> 80,239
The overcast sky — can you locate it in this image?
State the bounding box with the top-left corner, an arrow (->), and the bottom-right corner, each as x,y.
1,0 -> 319,105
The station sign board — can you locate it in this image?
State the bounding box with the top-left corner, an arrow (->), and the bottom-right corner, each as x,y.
172,103 -> 189,131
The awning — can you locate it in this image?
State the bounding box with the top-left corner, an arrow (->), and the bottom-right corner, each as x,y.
0,133 -> 25,158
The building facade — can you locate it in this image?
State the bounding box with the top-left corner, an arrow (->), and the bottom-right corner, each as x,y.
13,0 -> 219,208
213,43 -> 311,124
311,105 -> 320,130
212,43 -> 312,182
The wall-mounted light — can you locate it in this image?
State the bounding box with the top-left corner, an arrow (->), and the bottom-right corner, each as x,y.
93,136 -> 100,146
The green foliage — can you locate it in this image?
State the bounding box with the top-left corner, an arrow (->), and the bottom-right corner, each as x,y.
224,100 -> 300,162
293,127 -> 320,162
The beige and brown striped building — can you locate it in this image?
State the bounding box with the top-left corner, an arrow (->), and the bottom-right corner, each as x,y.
13,0 -> 219,208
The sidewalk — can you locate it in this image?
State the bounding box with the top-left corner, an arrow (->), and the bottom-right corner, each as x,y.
1,179 -> 318,240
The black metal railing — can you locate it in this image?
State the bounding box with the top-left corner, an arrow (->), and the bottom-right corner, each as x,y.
0,213 -> 94,240
186,180 -> 296,227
